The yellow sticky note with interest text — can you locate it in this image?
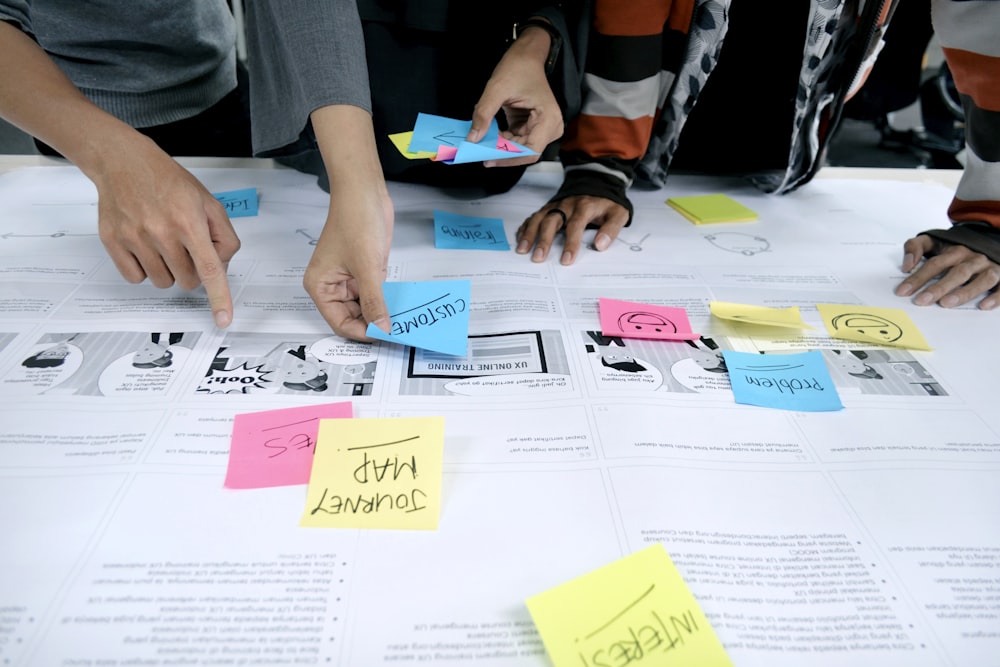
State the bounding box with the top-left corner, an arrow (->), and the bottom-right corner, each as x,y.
301,416 -> 445,530
526,544 -> 733,667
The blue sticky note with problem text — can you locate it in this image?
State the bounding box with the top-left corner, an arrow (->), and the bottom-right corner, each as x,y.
366,280 -> 471,356
434,210 -> 510,251
722,350 -> 843,412
213,188 -> 258,218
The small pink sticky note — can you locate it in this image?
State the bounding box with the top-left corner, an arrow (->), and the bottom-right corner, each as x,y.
496,137 -> 523,153
224,402 -> 353,489
599,297 -> 699,340
434,145 -> 458,162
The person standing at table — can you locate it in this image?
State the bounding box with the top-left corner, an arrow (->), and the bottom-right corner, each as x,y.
0,1 -> 251,330
243,0 -> 588,340
516,0 -> 1000,311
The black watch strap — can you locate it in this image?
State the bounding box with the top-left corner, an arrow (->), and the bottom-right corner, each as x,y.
511,18 -> 562,75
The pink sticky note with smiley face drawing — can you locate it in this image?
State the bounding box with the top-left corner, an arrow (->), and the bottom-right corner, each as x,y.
599,297 -> 700,341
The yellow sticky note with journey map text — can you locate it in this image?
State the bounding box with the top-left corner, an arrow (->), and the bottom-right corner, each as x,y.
301,416 -> 445,530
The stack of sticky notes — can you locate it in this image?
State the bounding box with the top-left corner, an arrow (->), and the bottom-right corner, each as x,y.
666,194 -> 758,224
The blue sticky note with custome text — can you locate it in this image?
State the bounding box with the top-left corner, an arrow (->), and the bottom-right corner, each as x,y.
365,280 -> 471,356
434,210 -> 510,251
722,350 -> 843,412
213,188 -> 258,218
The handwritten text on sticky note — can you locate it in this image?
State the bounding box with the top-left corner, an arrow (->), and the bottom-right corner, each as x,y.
434,210 -> 510,250
301,416 -> 445,530
527,544 -> 733,667
224,401 -> 353,489
722,350 -> 843,411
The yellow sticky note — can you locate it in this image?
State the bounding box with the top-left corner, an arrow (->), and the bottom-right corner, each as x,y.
816,303 -> 933,350
666,194 -> 758,224
527,544 -> 733,667
388,131 -> 437,160
301,416 -> 445,530
710,301 -> 814,329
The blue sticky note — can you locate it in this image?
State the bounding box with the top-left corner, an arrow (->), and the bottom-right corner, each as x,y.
409,113 -> 499,153
449,136 -> 536,164
213,188 -> 258,218
365,280 -> 471,356
433,210 -> 510,251
722,350 -> 843,412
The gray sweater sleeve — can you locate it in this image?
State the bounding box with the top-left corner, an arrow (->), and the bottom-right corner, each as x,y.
0,0 -> 30,31
244,0 -> 372,156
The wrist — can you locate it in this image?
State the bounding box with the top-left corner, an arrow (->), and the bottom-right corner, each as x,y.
510,18 -> 561,74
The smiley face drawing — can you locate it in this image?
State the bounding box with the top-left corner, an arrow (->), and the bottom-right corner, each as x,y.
830,313 -> 904,343
616,311 -> 678,336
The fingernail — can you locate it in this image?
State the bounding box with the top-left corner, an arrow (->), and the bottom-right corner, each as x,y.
532,247 -> 545,262
214,310 -> 232,328
940,295 -> 958,308
561,251 -> 573,265
594,233 -> 611,251
468,129 -> 481,143
370,316 -> 391,333
902,253 -> 914,271
516,240 -> 530,254
982,299 -> 997,311
914,293 -> 934,306
483,161 -> 496,168
896,283 -> 913,297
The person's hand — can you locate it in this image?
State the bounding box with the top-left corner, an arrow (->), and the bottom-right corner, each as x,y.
895,234 -> 1000,309
93,134 -> 239,327
467,24 -> 563,167
304,182 -> 394,341
307,104 -> 394,341
517,195 -> 630,265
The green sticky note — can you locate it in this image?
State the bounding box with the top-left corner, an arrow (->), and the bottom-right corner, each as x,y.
667,194 -> 758,224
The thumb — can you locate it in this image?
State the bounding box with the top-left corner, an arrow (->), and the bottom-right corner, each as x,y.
356,270 -> 391,334
467,86 -> 503,144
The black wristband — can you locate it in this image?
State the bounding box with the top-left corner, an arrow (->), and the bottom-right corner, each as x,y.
549,170 -> 634,227
511,18 -> 562,75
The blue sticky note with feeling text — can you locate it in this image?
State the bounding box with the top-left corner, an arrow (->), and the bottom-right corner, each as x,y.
433,210 -> 510,251
213,187 -> 258,218
365,280 -> 471,357
722,350 -> 843,412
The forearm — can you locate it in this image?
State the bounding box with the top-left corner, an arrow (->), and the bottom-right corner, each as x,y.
0,21 -> 147,175
310,104 -> 386,195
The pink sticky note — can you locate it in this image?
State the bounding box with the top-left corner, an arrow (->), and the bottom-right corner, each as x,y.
224,402 -> 353,489
434,145 -> 458,162
599,297 -> 700,341
496,137 -> 523,153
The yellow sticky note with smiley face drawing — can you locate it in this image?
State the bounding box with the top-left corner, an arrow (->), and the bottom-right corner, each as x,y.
816,303 -> 933,350
527,544 -> 733,667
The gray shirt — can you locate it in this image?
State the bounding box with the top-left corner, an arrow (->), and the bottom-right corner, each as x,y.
0,0 -> 237,128
244,0 -> 371,156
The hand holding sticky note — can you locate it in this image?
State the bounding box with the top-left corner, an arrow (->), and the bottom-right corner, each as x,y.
301,416 -> 445,530
527,544 -> 733,667
395,113 -> 536,164
366,280 -> 471,356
